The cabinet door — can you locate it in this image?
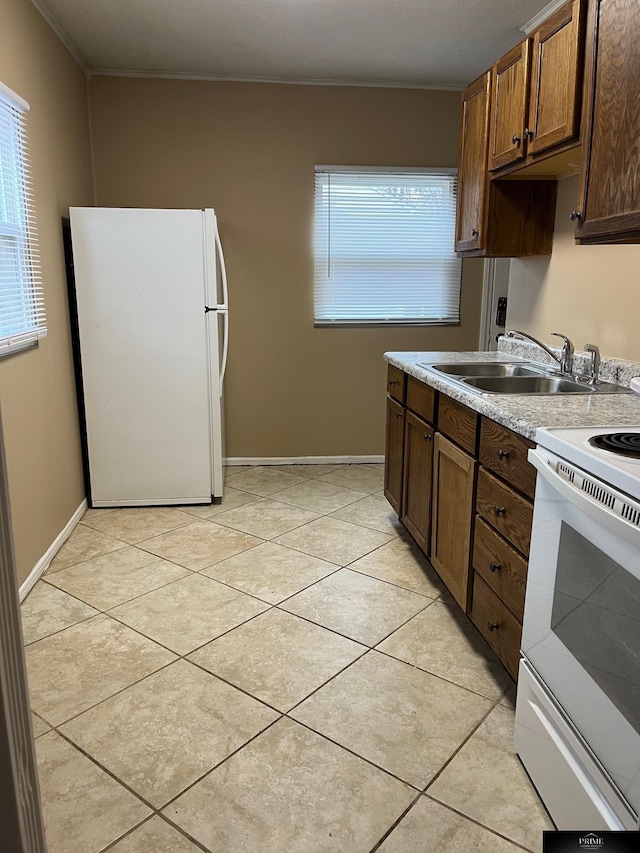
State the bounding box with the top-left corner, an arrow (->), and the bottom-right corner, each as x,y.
489,40 -> 532,171
576,0 -> 640,243
401,412 -> 434,554
527,0 -> 585,156
431,432 -> 477,610
384,395 -> 405,515
455,72 -> 490,253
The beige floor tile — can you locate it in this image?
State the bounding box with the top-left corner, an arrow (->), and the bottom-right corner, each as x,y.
26,614 -> 176,725
214,497 -> 320,539
189,609 -> 365,711
225,466 -> 307,495
291,651 -> 490,787
109,816 -> 202,852
61,659 -> 278,807
82,507 -> 113,522
501,684 -> 517,709
80,507 -> 194,544
201,542 -> 338,603
36,731 -> 150,853
45,546 -> 190,611
224,465 -> 252,478
281,568 -> 429,645
273,479 -> 367,514
349,537 -> 447,598
181,487 -> 259,519
377,797 -> 524,852
318,465 -> 385,494
138,520 -> 262,570
163,717 -> 415,853
274,516 -> 392,566
378,601 -> 512,700
268,463 -> 346,478
20,581 -> 98,644
47,524 -> 125,573
429,705 -> 554,849
330,493 -> 405,536
109,573 -> 268,654
32,712 -> 51,738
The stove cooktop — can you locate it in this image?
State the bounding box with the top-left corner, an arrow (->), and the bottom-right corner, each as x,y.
535,425 -> 640,501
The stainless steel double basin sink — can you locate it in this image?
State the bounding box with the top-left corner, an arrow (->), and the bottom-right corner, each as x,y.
418,361 -> 630,396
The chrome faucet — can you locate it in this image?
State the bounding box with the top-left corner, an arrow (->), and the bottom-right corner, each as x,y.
506,330 -> 575,376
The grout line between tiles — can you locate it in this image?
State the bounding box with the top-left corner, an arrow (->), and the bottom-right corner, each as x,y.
367,790 -> 424,853
421,794 -> 535,853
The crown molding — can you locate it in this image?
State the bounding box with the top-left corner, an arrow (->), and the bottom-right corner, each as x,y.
88,68 -> 465,91
30,0 -> 89,73
520,0 -> 568,35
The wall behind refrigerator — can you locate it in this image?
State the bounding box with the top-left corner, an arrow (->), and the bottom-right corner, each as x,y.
89,77 -> 483,457
0,0 -> 93,585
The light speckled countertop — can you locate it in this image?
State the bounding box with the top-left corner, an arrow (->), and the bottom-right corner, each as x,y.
384,351 -> 640,441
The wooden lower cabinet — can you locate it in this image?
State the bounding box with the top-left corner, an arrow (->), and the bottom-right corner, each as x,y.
470,572 -> 522,681
384,395 -> 405,514
430,432 -> 477,610
401,411 -> 434,554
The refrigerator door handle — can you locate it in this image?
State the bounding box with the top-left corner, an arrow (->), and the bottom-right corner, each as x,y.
214,216 -> 229,311
219,309 -> 229,395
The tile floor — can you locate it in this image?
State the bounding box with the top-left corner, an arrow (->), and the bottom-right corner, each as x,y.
21,463 -> 553,853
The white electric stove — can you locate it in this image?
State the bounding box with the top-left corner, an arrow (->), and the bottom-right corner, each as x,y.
515,424 -> 640,832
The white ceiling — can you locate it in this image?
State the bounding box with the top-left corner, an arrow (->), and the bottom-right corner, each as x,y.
36,0 -> 551,89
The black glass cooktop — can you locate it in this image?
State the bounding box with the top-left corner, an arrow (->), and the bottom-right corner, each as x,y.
589,432 -> 640,458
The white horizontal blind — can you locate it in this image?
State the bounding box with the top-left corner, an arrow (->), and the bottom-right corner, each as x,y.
314,168 -> 461,325
0,83 -> 45,356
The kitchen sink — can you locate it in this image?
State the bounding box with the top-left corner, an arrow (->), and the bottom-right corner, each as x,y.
418,361 -> 631,395
461,375 -> 594,394
428,362 -> 546,378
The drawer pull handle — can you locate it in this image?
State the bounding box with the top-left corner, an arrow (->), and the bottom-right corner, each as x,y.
489,561 -> 502,573
496,449 -> 510,460
423,433 -> 432,441
494,506 -> 506,516
488,622 -> 500,632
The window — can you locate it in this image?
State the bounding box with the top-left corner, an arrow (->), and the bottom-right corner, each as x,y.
0,82 -> 45,356
313,167 -> 461,325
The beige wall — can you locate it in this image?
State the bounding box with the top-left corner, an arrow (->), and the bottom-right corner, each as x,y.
0,0 -> 93,584
507,175 -> 640,362
89,77 -> 483,458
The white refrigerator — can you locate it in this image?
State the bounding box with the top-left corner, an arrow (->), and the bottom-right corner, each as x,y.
69,207 -> 228,507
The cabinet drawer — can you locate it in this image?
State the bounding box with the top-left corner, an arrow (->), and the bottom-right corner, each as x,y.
470,572 -> 522,681
473,515 -> 528,620
406,376 -> 436,424
476,467 -> 533,557
438,394 -> 479,456
480,419 -> 536,498
387,365 -> 406,403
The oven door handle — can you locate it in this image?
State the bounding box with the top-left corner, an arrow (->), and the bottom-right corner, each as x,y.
528,448 -> 640,545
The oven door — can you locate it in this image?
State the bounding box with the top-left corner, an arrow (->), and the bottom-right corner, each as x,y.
523,448 -> 640,816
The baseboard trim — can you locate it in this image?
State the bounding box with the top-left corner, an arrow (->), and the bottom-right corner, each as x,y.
19,499 -> 87,602
225,455 -> 384,466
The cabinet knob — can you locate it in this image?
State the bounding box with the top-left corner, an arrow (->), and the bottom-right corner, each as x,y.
423,433 -> 432,441
395,412 -> 403,419
389,379 -> 398,385
496,449 -> 509,460
471,228 -> 479,237
488,622 -> 500,632
494,505 -> 506,516
512,134 -> 521,145
524,128 -> 533,140
489,561 -> 502,573
570,210 -> 582,222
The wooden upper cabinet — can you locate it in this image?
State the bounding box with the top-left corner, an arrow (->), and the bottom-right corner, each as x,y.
455,72 -> 490,252
489,40 -> 532,171
527,0 -> 585,156
576,0 -> 640,244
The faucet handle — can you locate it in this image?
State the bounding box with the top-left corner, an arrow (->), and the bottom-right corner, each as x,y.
550,332 -> 574,352
550,333 -> 575,374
